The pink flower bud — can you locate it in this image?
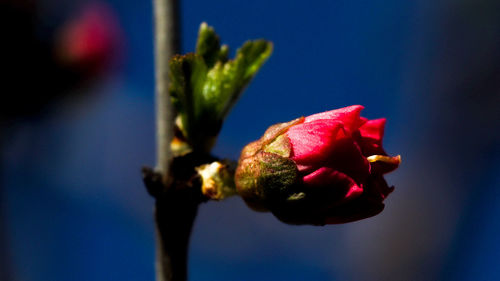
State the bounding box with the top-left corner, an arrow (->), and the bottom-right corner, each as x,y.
235,105 -> 400,225
56,3 -> 123,76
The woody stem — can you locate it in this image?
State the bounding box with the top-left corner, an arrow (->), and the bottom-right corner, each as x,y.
151,0 -> 195,280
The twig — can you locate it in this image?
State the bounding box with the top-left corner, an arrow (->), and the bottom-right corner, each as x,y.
153,0 -> 179,181
143,152 -> 214,281
143,167 -> 200,281
151,1 -> 200,281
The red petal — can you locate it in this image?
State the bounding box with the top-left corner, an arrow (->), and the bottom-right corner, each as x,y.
359,118 -> 386,143
305,105 -> 365,133
287,119 -> 344,165
324,175 -> 391,224
357,118 -> 387,157
296,164 -> 314,173
303,167 -> 363,204
323,137 -> 371,183
358,117 -> 369,128
357,119 -> 401,174
365,175 -> 394,200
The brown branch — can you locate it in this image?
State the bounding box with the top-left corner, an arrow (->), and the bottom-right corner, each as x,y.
143,153 -> 214,281
143,167 -> 199,281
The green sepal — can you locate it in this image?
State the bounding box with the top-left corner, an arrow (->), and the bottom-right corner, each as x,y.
196,22 -> 225,68
235,151 -> 299,212
263,135 -> 291,157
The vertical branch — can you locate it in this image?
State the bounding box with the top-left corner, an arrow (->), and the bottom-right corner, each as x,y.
153,0 -> 180,181
151,1 -> 195,281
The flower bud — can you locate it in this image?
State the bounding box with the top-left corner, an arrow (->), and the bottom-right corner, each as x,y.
235,105 -> 401,225
56,3 -> 122,76
196,161 -> 237,200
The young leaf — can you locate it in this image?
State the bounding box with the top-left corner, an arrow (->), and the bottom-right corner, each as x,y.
169,22 -> 272,153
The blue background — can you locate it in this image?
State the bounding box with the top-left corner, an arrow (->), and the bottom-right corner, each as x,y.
2,0 -> 499,280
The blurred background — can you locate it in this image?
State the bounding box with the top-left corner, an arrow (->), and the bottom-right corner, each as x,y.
1,0 -> 499,280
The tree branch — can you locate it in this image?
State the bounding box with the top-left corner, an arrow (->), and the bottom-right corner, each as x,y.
143,167 -> 199,281
143,153 -> 214,281
153,0 -> 180,181
151,1 -> 197,281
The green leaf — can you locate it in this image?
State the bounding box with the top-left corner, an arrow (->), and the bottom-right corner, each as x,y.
196,22 -> 221,68
169,53 -> 207,139
169,22 -> 273,152
220,40 -> 273,118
